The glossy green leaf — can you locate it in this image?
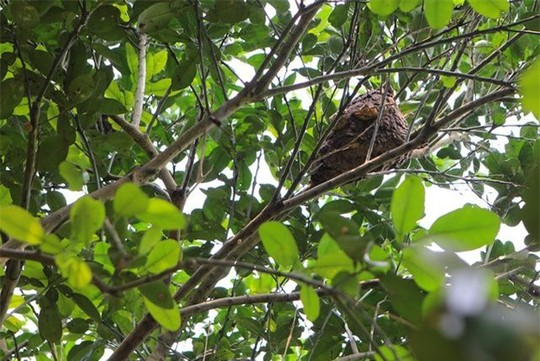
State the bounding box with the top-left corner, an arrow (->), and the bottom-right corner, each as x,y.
258,221 -> 299,268
59,161 -> 86,191
519,57 -> 540,119
399,0 -> 420,12
114,182 -> 150,217
139,281 -> 181,331
300,284 -> 320,321
369,0 -> 400,16
137,198 -> 185,230
145,239 -> 181,273
429,206 -> 500,251
391,176 -> 425,240
56,253 -> 93,289
402,248 -> 445,292
0,205 -> 44,245
424,0 -> 454,29
70,196 -> 105,244
139,226 -> 164,255
468,0 -> 508,19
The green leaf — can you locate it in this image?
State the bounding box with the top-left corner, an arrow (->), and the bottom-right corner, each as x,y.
71,293 -> 101,322
145,239 -> 181,274
70,196 -> 105,244
56,253 -> 93,289
99,98 -> 128,114
519,58 -> 540,119
67,74 -> 96,104
59,161 -> 86,191
114,182 -> 150,217
399,0 -> 420,12
468,0 -> 508,19
0,185 -> 13,206
424,0 -> 454,29
0,205 -> 44,245
391,176 -> 425,240
138,198 -> 185,230
145,78 -> 171,96
402,248 -> 445,291
300,284 -> 320,321
137,2 -> 174,33
369,0 -> 400,16
441,75 -> 457,88
139,281 -> 181,331
328,4 -> 349,28
310,234 -> 355,279
146,49 -> 168,78
429,206 -> 500,251
38,304 -> 62,343
139,226 -> 164,255
258,221 -> 299,268
172,61 -> 197,90
207,0 -> 250,24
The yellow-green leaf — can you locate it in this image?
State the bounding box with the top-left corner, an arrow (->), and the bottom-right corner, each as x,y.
114,182 -> 149,217
424,0 -> 454,29
138,198 -> 185,230
258,221 -> 299,268
300,284 -> 320,321
519,58 -> 540,120
402,248 -> 445,292
70,196 -> 105,243
139,226 -> 164,255
59,161 -> 85,191
399,0 -> 420,12
56,253 -> 93,289
429,206 -> 500,251
0,205 -> 44,245
369,0 -> 400,16
468,0 -> 508,19
145,239 -> 181,274
391,176 -> 425,241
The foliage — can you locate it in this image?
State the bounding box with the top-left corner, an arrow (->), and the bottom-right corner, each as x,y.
0,0 -> 539,360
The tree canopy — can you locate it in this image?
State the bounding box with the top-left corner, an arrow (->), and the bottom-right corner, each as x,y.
0,0 -> 539,360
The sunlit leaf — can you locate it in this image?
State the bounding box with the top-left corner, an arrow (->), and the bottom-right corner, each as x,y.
56,253 -> 93,289
59,161 -> 86,191
70,196 -> 105,244
0,205 -> 44,245
145,239 -> 181,273
429,206 -> 500,251
468,0 -> 509,19
369,0 -> 400,16
399,0 -> 420,12
424,0 -> 454,29
402,248 -> 445,292
258,221 -> 299,268
300,284 -> 320,321
138,198 -> 185,230
114,182 -> 150,217
519,57 -> 540,119
139,226 -> 164,255
391,176 -> 425,240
